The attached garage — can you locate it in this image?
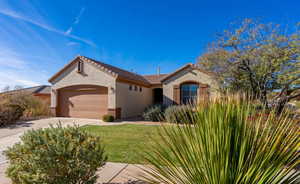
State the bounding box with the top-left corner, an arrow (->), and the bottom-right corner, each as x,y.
57,85 -> 108,119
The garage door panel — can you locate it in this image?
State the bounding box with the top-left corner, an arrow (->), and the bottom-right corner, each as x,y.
70,98 -> 107,104
67,106 -> 107,112
68,111 -> 103,119
58,85 -> 108,119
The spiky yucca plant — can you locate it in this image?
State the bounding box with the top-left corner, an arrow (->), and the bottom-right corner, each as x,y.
142,98 -> 300,184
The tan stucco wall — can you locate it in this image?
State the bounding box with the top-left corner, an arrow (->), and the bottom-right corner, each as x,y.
162,68 -> 219,105
50,61 -> 116,109
116,81 -> 153,118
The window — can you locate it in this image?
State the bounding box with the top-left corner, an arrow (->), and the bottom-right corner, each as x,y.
129,85 -> 132,90
134,85 -> 138,91
77,61 -> 83,73
180,83 -> 199,104
140,87 -> 142,92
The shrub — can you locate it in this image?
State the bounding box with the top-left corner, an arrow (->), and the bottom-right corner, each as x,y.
22,96 -> 51,118
0,93 -> 51,126
142,98 -> 300,183
102,114 -> 115,122
164,105 -> 194,124
143,105 -> 164,122
5,124 -> 107,184
0,104 -> 24,127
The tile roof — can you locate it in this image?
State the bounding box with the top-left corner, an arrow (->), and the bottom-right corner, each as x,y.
143,74 -> 168,84
33,85 -> 51,94
79,56 -> 152,85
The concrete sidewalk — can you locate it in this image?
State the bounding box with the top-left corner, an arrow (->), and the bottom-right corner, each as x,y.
0,162 -> 147,184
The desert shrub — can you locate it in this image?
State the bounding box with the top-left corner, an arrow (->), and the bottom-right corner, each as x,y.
5,124 -> 107,184
164,105 -> 194,124
143,105 -> 164,122
0,93 -> 51,126
22,96 -> 51,117
9,93 -> 50,117
142,97 -> 300,183
0,104 -> 24,127
102,114 -> 115,122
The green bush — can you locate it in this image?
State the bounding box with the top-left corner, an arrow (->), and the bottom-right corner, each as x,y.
142,105 -> 164,122
5,124 -> 107,184
102,114 -> 115,122
164,105 -> 194,123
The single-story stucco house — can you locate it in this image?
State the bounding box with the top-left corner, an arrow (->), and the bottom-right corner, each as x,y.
48,56 -> 219,119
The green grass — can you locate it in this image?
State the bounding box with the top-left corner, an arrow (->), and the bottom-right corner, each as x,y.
80,124 -> 162,164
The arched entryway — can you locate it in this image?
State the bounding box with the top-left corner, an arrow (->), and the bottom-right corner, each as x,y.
57,85 -> 108,119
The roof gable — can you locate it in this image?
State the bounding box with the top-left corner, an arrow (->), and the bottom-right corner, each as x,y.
48,56 -> 152,86
161,63 -> 215,82
48,56 -> 118,83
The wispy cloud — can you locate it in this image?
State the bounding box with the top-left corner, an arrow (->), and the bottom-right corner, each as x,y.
0,48 -> 26,69
67,41 -> 80,46
75,7 -> 85,24
0,8 -> 95,47
0,71 -> 41,89
0,46 -> 49,89
65,27 -> 73,35
65,7 -> 85,35
15,79 -> 40,86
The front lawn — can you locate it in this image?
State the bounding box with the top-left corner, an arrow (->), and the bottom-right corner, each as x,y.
80,124 -> 162,164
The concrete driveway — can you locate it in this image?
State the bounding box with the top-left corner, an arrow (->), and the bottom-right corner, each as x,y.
0,118 -> 151,184
0,117 -> 103,164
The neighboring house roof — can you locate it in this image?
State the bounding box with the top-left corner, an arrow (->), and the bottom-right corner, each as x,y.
33,85 -> 51,94
48,55 -> 215,86
143,74 -> 168,85
0,85 -> 51,95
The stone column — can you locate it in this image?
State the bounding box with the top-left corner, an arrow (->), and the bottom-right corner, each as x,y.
50,88 -> 57,116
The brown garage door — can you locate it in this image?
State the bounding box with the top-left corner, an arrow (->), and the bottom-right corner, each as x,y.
58,85 -> 108,119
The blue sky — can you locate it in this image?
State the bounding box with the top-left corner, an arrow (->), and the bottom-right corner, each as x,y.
0,0 -> 299,88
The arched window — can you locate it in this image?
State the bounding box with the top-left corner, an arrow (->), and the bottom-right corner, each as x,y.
180,83 -> 199,104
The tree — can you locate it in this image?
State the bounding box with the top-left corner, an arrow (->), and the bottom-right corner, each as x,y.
13,85 -> 23,90
2,85 -> 10,92
198,19 -> 300,113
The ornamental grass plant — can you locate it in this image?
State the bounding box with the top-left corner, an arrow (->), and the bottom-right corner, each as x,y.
142,96 -> 300,184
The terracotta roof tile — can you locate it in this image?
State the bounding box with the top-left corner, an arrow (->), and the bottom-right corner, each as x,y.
80,56 -> 151,85
143,74 -> 168,84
